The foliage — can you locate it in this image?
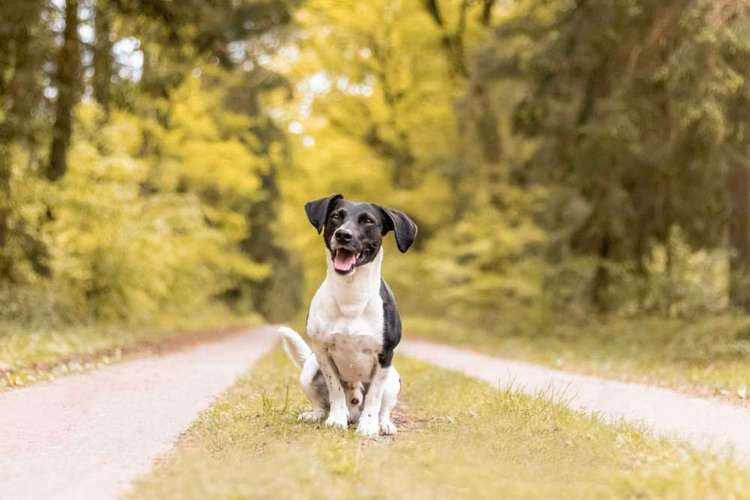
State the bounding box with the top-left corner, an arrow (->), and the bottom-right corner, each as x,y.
3,0 -> 750,343
3,81 -> 270,324
499,0 -> 750,310
0,0 -> 298,328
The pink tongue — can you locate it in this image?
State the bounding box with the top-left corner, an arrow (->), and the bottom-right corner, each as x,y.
334,252 -> 356,271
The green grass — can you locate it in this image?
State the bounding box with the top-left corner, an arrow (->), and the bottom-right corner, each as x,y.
408,314 -> 750,403
0,308 -> 259,388
130,348 -> 750,499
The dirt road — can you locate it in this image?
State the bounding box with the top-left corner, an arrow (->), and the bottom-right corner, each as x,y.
400,339 -> 750,464
0,326 -> 277,500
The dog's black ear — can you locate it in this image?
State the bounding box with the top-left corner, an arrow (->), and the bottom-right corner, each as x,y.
378,206 -> 418,253
304,194 -> 343,233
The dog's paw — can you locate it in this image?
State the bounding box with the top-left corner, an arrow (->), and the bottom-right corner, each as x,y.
379,418 -> 397,435
356,416 -> 379,437
325,410 -> 349,430
299,409 -> 326,422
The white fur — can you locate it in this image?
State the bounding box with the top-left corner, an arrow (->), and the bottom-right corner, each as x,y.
279,326 -> 312,368
281,247 -> 400,436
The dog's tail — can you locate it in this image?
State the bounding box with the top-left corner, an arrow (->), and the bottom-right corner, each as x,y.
278,326 -> 312,368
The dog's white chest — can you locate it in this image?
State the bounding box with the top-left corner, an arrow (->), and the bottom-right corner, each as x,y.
324,332 -> 381,382
307,281 -> 384,383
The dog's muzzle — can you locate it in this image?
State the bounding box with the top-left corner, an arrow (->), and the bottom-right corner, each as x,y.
331,247 -> 361,274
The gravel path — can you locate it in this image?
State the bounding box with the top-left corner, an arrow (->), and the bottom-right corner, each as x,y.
0,326 -> 277,500
400,339 -> 750,465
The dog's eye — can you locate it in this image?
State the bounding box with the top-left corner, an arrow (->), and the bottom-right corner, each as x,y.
360,216 -> 375,225
330,212 -> 341,221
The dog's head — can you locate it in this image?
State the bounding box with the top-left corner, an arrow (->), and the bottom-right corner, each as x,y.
304,194 -> 418,275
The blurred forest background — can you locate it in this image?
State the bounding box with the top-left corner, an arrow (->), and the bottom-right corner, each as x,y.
3,0 -> 750,376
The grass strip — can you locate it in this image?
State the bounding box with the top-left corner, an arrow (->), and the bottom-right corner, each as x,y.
131,348 -> 750,499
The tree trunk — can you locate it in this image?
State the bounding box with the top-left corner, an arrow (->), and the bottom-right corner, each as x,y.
664,226 -> 675,317
392,130 -> 415,189
480,0 -> 495,26
93,0 -> 113,111
47,0 -> 80,181
591,232 -> 611,313
633,225 -> 649,312
728,161 -> 750,311
0,1 -> 44,280
0,148 -> 10,280
423,0 -> 470,77
240,163 -> 303,321
237,113 -> 303,320
470,82 -> 502,207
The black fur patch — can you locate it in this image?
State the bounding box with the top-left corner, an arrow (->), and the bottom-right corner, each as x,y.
378,279 -> 401,367
304,194 -> 343,233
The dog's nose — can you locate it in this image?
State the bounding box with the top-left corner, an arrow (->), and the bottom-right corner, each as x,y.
335,229 -> 352,243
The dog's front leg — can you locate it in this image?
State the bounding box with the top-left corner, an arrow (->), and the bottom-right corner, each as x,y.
314,350 -> 349,429
356,365 -> 392,437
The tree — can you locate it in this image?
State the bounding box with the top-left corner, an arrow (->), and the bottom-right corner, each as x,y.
291,0 -> 458,191
495,0 -> 749,311
0,0 -> 304,324
729,161 -> 750,311
724,2 -> 750,311
224,66 -> 304,320
93,0 -> 114,111
419,0 -> 504,215
0,0 -> 49,280
48,0 -> 81,181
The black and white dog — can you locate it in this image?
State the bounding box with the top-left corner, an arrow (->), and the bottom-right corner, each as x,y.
279,194 -> 417,437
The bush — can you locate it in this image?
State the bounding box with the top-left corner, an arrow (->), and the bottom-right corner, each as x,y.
3,80 -> 271,326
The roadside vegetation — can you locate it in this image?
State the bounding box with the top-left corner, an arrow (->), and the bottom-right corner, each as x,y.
408,314 -> 750,403
0,309 -> 258,388
1,1 -> 300,385
130,349 -> 750,499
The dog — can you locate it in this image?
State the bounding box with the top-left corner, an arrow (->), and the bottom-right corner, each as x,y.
279,193 -> 417,437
